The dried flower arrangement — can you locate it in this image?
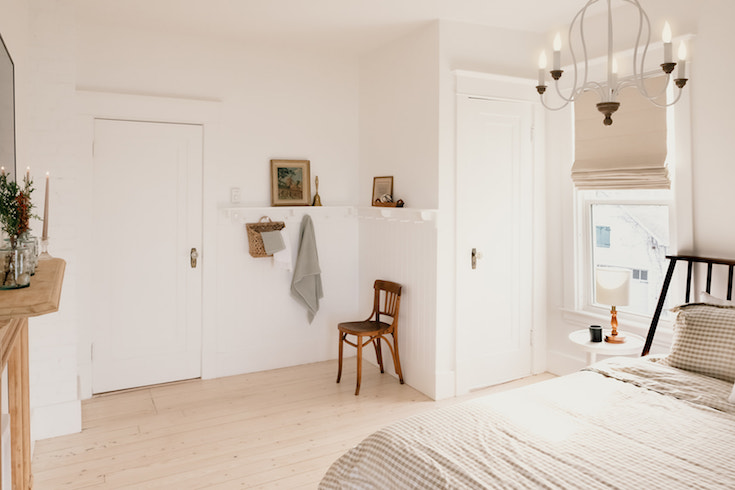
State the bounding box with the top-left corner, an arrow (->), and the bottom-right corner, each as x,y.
0,171 -> 34,247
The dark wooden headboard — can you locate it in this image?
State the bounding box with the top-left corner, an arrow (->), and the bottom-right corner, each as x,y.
642,255 -> 735,356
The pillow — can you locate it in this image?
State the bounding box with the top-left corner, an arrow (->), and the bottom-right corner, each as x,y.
664,303 -> 735,382
699,291 -> 735,307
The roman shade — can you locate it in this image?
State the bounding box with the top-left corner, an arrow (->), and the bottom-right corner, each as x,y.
572,77 -> 669,190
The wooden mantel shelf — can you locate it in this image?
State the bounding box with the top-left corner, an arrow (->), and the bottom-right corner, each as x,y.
0,256 -> 65,489
0,257 -> 65,321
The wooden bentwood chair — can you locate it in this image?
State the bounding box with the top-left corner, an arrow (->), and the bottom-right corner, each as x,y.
337,280 -> 404,395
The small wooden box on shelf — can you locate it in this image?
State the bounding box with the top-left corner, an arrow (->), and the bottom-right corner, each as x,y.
0,257 -> 65,489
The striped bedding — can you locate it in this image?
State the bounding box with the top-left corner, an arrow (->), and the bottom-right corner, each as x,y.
319,357 -> 735,489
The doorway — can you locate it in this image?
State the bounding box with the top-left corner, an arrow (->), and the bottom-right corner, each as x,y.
91,118 -> 203,394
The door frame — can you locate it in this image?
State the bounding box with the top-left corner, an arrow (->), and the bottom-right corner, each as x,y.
75,90 -> 221,400
453,71 -> 547,395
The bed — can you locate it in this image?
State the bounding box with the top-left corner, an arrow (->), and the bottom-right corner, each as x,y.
319,255 -> 735,489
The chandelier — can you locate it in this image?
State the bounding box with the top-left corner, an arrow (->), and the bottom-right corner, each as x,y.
535,0 -> 688,126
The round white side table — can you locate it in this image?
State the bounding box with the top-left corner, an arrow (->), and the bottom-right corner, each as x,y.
568,329 -> 645,365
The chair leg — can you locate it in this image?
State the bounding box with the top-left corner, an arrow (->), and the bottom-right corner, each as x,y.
391,333 -> 404,384
373,337 -> 384,373
336,331 -> 344,383
355,334 -> 363,395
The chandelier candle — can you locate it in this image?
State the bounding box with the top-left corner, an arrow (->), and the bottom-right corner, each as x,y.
538,51 -> 547,86
678,43 -> 687,79
662,22 -> 672,63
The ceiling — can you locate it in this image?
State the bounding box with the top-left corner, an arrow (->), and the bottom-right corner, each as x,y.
70,0 -> 588,55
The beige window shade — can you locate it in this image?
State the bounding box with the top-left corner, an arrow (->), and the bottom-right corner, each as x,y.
572,77 -> 669,190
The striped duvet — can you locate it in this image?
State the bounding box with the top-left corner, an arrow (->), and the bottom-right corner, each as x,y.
320,357 -> 735,489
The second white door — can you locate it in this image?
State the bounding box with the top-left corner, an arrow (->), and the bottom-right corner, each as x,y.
91,119 -> 203,394
456,96 -> 535,394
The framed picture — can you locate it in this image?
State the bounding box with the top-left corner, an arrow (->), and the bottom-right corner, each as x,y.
271,159 -> 311,206
372,176 -> 394,205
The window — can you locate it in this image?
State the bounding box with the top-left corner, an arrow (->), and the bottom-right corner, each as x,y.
583,189 -> 673,318
571,65 -> 692,324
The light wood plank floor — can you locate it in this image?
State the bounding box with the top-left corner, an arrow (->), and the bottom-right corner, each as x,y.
32,360 -> 555,489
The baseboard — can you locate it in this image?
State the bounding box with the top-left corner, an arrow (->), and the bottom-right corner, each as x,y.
434,370 -> 455,400
32,399 -> 82,441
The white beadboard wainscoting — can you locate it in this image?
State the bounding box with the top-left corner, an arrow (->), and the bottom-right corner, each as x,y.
214,205 -> 439,399
357,207 -> 439,399
213,206 -> 359,378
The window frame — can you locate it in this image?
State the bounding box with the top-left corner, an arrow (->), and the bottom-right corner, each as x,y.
576,191 -> 676,323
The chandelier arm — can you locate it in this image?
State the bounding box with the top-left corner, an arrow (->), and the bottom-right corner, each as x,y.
538,94 -> 572,112
641,87 -> 685,108
559,1 -> 595,104
553,79 -> 579,104
583,81 -> 607,100
618,72 -> 671,100
573,1 -> 599,96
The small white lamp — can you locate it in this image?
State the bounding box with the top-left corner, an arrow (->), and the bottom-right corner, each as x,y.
595,267 -> 631,344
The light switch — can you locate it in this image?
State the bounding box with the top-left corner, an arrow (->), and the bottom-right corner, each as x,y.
230,187 -> 241,204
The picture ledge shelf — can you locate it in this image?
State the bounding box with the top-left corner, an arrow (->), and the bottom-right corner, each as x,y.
219,205 -> 438,225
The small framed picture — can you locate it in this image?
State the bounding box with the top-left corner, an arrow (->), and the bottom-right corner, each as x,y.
372,176 -> 393,205
271,159 -> 311,206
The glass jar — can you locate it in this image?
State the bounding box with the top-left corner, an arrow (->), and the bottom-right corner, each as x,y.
0,246 -> 31,289
3,234 -> 38,275
19,234 -> 38,275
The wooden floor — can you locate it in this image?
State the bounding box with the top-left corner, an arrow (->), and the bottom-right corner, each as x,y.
31,360 -> 555,489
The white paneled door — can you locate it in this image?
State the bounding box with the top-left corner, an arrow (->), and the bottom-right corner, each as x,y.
91,119 -> 203,394
456,96 -> 535,394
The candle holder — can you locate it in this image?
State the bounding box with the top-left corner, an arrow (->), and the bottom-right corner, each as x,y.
39,237 -> 52,259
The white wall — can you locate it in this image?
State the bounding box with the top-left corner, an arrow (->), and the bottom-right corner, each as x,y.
25,0 -> 81,439
358,23 -> 440,398
357,20 -> 549,399
72,14 -> 362,387
358,22 -> 440,210
689,1 -> 735,257
14,0 -> 363,440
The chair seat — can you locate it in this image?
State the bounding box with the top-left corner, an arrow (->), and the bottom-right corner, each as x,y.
338,320 -> 390,335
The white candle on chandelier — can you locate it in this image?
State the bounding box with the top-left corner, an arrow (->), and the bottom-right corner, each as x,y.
553,33 -> 562,70
678,42 -> 687,78
662,21 -> 673,63
538,51 -> 547,85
